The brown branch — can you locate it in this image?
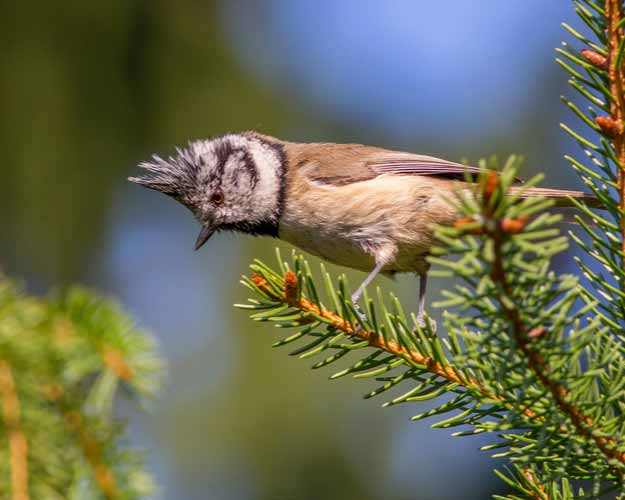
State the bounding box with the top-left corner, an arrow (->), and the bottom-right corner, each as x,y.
0,361 -> 29,500
268,272 -> 569,495
606,0 -> 625,258
257,273 -> 481,390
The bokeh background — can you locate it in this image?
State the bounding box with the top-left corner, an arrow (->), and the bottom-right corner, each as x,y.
1,2 -> 587,499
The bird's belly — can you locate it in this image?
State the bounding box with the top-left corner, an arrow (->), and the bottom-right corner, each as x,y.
279,223 -> 378,271
279,218 -> 433,274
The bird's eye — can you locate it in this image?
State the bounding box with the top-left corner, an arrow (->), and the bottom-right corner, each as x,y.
211,191 -> 224,205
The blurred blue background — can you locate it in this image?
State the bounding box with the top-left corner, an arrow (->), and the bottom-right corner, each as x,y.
1,1 -> 585,498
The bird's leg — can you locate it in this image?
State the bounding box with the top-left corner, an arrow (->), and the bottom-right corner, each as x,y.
415,259 -> 437,331
416,270 -> 428,326
351,260 -> 386,305
349,260 -> 387,329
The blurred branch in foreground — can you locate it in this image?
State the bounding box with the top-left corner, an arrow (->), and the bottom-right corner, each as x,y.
0,279 -> 163,500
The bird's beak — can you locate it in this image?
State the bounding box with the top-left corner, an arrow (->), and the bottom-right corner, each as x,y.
195,223 -> 216,250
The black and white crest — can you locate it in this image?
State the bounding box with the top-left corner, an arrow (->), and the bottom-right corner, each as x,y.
129,133 -> 286,239
129,146 -> 200,204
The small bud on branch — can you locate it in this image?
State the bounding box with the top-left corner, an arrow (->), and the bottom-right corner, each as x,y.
252,274 -> 270,289
596,116 -> 624,137
284,271 -> 299,306
483,170 -> 499,206
527,326 -> 547,340
500,215 -> 530,234
581,49 -> 608,70
453,216 -> 485,235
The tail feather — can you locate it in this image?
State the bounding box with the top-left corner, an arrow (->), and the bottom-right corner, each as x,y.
509,186 -> 602,209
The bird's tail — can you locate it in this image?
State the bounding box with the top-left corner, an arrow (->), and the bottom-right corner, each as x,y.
509,186 -> 602,209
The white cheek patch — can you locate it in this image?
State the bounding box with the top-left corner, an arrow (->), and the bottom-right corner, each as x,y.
227,135 -> 283,223
248,141 -> 282,208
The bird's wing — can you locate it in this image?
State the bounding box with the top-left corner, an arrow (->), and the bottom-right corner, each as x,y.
294,144 -> 602,208
368,156 -> 490,180
297,145 -> 518,187
291,143 -> 605,208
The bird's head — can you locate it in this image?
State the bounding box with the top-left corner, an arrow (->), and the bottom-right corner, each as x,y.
129,133 -> 286,249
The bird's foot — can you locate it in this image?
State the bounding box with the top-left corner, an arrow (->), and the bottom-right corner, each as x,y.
351,303 -> 368,333
415,313 -> 437,334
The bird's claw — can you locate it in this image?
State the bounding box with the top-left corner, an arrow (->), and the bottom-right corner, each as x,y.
350,303 -> 368,334
415,315 -> 437,334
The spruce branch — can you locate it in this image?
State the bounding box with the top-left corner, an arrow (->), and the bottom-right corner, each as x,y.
252,267 -> 545,424
252,272 -> 488,394
494,466 -> 582,500
437,161 -> 625,485
493,467 -> 552,500
239,157 -> 625,493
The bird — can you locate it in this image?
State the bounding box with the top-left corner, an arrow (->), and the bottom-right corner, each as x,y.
129,131 -> 599,324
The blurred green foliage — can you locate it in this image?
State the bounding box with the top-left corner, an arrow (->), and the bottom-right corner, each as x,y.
0,277 -> 162,499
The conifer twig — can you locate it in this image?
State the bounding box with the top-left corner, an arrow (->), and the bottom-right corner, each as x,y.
256,272 -> 485,391
252,272 -> 540,417
0,361 -> 29,500
605,0 -> 625,258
